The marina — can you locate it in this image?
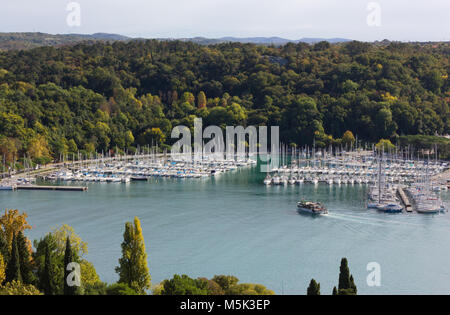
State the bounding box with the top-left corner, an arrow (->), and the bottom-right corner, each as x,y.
2,164 -> 449,295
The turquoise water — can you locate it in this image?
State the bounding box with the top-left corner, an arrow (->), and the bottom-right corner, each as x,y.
1,166 -> 449,295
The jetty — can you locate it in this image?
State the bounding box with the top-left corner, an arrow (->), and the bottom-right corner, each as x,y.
397,187 -> 413,212
16,185 -> 88,191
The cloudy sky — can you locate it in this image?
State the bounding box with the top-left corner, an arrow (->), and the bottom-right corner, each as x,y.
1,0 -> 448,41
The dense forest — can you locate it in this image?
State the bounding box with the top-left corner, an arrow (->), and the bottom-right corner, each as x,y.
0,40 -> 449,166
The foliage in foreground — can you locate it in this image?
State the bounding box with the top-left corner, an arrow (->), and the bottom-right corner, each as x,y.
156,274 -> 275,295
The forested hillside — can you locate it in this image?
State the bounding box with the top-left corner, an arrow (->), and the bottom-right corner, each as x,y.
0,40 -> 448,165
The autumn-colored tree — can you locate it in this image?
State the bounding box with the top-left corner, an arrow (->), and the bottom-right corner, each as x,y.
51,224 -> 88,259
116,217 -> 151,294
197,91 -> 207,109
0,253 -> 5,285
80,260 -> 101,288
341,130 -> 356,147
0,209 -> 32,251
0,136 -> 19,164
27,134 -> 51,160
124,130 -> 135,148
376,139 -> 395,152
0,280 -> 42,295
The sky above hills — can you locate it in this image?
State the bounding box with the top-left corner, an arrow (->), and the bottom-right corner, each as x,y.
1,0 -> 449,42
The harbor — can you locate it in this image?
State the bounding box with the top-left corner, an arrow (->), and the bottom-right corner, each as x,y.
1,147 -> 448,216
0,151 -> 258,189
3,163 -> 450,295
262,147 -> 448,215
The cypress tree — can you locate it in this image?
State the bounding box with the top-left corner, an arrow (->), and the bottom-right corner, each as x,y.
16,231 -> 34,285
307,279 -> 320,295
63,237 -> 79,295
332,286 -> 338,295
41,242 -> 57,295
0,232 -> 9,264
337,258 -> 357,295
338,258 -> 351,291
350,275 -> 357,294
5,233 -> 22,283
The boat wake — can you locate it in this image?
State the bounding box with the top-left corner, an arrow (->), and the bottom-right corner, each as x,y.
326,212 -> 424,227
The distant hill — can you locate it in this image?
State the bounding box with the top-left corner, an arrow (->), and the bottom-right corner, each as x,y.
0,32 -> 352,51
170,36 -> 351,45
0,32 -> 130,51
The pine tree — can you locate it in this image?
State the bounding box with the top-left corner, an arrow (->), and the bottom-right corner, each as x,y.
116,217 -> 151,294
41,242 -> 57,295
16,231 -> 34,285
5,233 -> 22,283
307,279 -> 320,295
332,286 -> 338,295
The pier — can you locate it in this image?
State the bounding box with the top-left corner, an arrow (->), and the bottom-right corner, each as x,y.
16,185 -> 88,191
397,187 -> 413,212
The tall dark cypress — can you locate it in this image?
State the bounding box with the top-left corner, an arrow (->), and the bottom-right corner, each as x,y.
5,233 -> 22,283
16,231 -> 35,285
307,279 -> 321,295
41,242 -> 57,295
63,237 -> 78,295
0,232 -> 9,264
338,258 -> 351,291
349,275 -> 357,294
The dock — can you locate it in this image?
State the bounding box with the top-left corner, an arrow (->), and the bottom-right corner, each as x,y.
16,185 -> 88,191
397,187 -> 413,212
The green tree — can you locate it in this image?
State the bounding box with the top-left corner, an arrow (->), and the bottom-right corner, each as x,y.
67,139 -> 78,154
307,279 -> 320,295
63,237 -> 79,295
5,234 -> 21,284
211,275 -> 239,293
0,232 -> 8,266
106,283 -> 138,295
116,217 -> 151,294
337,258 -> 357,295
332,286 -> 338,295
16,231 -> 34,285
161,274 -> 208,295
40,242 -> 58,295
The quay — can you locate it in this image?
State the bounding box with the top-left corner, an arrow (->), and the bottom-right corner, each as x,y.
16,185 -> 88,192
397,187 -> 413,212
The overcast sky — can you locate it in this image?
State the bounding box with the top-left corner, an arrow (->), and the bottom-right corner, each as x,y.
1,0 -> 448,41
